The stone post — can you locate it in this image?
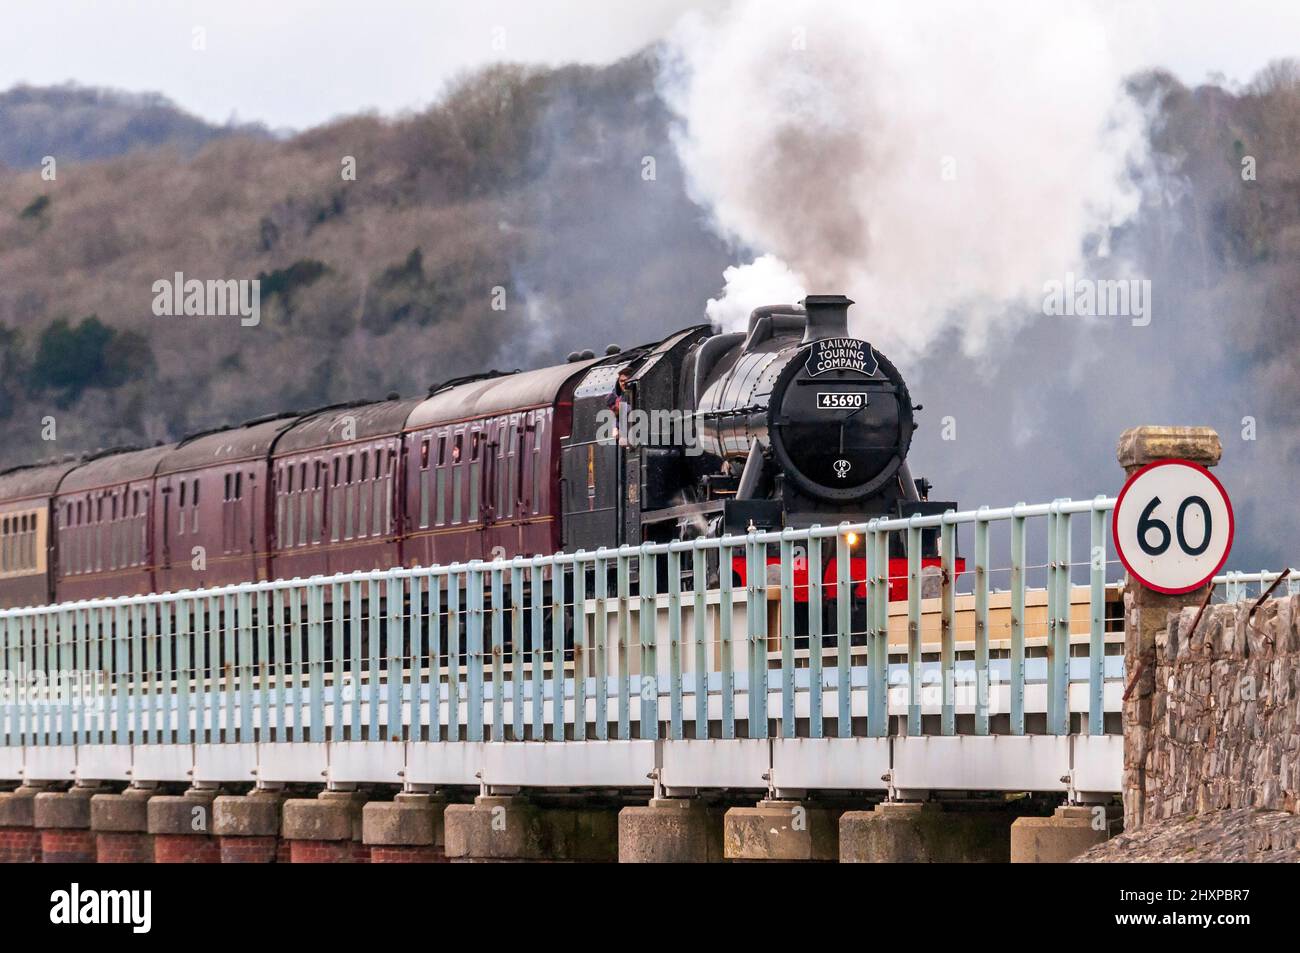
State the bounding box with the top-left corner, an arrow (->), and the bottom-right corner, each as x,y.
1115,426 -> 1222,832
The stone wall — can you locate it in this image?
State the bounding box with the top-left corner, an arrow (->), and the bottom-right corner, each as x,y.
1127,593 -> 1299,822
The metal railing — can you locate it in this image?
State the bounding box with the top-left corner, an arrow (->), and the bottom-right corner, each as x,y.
1,495 -> 1134,753
1214,569 -> 1298,603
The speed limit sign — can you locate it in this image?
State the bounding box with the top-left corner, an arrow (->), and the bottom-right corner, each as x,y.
1113,459 -> 1234,594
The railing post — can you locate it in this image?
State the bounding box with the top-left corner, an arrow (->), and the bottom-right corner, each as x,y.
779,530 -> 795,738
1053,504 -> 1072,735
466,564 -> 485,744
239,590 -> 254,744
177,600 -> 191,746
490,565 -> 504,743
427,576 -> 442,742
906,517 -> 922,737
1088,498 -> 1108,736
869,525 -> 889,738
573,555 -> 587,742
691,546 -> 708,740
447,572 -> 461,743
807,531 -> 824,739
745,533 -> 766,739
718,542 -> 735,740
366,579 -> 381,743
551,560 -> 566,741
1009,506 -> 1026,735
531,559 -> 546,740
409,576 -> 424,743
348,581 -> 362,741
591,553 -> 608,741
940,513 -> 956,736
835,526 -> 851,738
615,553 -> 629,740
667,546 -> 683,741
973,507 -> 990,736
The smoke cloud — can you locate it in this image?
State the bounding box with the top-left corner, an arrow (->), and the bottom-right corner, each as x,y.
703,254 -> 806,330
662,0 -> 1151,354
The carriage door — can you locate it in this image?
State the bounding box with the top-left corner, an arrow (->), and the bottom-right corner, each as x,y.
480,421 -> 500,558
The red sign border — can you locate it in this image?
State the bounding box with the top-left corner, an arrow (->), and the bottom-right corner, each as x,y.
1112,458 -> 1234,595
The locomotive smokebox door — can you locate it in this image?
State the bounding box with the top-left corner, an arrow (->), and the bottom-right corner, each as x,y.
769,296 -> 915,509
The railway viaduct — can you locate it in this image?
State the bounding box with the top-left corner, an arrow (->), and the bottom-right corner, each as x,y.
1,425 -> 1296,863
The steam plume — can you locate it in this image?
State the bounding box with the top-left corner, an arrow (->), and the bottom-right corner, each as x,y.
663,0 -> 1151,354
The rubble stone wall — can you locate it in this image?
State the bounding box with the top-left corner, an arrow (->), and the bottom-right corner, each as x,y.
1130,594 -> 1299,821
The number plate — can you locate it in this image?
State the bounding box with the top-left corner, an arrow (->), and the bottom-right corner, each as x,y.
816,392 -> 865,410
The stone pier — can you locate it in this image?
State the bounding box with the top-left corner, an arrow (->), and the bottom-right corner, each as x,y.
840,802 -> 1018,863
363,793 -> 448,863
214,792 -> 286,863
723,799 -> 842,862
90,788 -> 154,863
618,798 -> 724,863
0,786 -> 45,863
34,787 -> 100,863
444,795 -> 618,862
1011,805 -> 1115,863
282,790 -> 369,863
148,790 -> 221,863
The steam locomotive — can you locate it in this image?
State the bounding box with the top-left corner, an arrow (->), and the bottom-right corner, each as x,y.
0,295 -> 955,610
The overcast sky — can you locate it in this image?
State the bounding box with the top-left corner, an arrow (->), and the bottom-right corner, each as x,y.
1,0 -> 1297,129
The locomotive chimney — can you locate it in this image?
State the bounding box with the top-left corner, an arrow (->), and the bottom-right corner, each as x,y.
800,294 -> 854,344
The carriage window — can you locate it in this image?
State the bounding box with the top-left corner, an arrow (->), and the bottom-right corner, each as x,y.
235,472 -> 242,500
330,457 -> 341,542
312,462 -> 324,542
452,439 -> 463,524
346,454 -> 354,483
437,435 -> 446,465
360,451 -> 368,482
